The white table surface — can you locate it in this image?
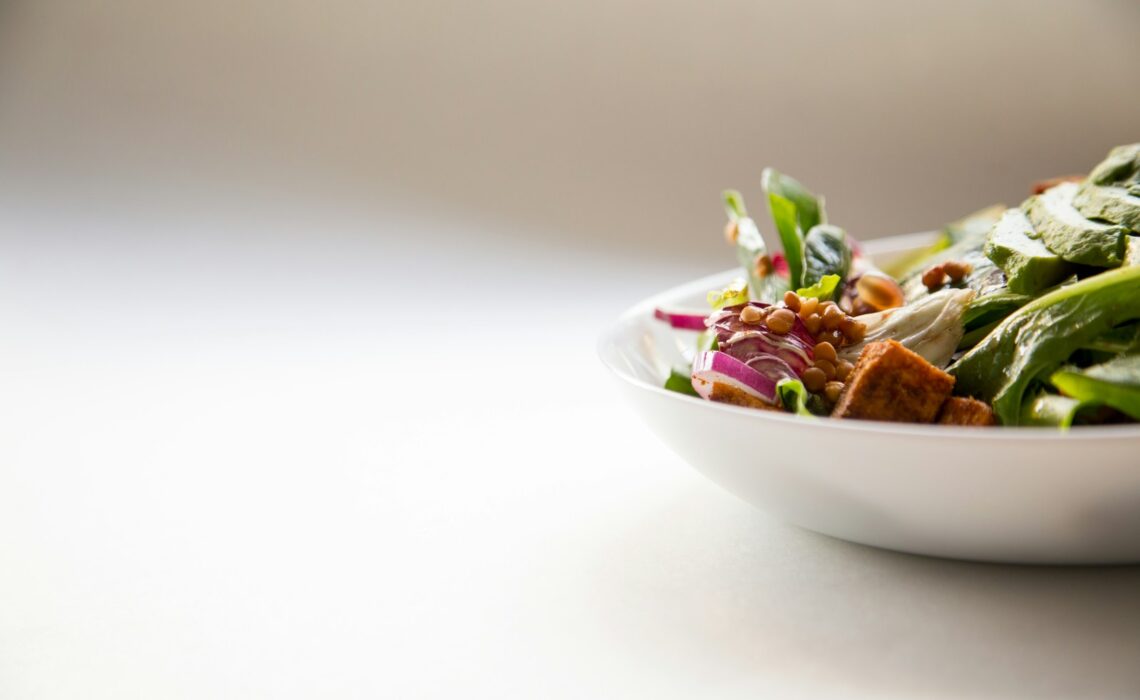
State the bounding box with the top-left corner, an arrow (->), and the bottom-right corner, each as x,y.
2,197 -> 1140,700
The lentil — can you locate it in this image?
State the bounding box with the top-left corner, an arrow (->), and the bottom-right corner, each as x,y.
802,367 -> 827,392
822,304 -> 844,330
799,297 -> 820,318
803,314 -> 823,335
813,341 -> 837,363
824,381 -> 844,403
766,308 -> 796,334
739,305 -> 764,324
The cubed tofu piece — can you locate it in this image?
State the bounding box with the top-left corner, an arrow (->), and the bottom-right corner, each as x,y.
936,397 -> 997,426
831,340 -> 955,423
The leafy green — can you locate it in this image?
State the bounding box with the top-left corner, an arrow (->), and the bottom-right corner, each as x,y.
776,378 -> 813,417
949,265 -> 1140,425
707,278 -> 749,309
961,290 -> 1033,331
761,168 -> 825,289
723,190 -> 788,302
796,274 -> 841,301
664,368 -> 699,397
1050,354 -> 1140,421
802,224 -> 852,292
1020,391 -> 1085,429
1082,324 -> 1140,355
761,168 -> 824,235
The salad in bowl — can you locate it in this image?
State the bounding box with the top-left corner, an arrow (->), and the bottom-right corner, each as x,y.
655,144 -> 1140,428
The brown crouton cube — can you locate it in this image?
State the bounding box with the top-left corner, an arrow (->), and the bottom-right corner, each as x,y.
831,340 -> 954,423
936,397 -> 997,426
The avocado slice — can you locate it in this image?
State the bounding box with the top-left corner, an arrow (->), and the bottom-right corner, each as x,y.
1074,184 -> 1140,233
1022,182 -> 1127,268
1087,143 -> 1140,190
984,208 -> 1074,293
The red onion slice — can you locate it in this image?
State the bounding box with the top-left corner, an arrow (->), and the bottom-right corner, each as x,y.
653,308 -> 709,331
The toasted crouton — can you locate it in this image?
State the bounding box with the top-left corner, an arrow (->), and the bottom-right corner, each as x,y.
708,382 -> 780,410
936,397 -> 997,426
831,340 -> 955,423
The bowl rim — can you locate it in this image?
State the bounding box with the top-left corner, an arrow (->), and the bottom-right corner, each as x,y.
598,231 -> 1140,441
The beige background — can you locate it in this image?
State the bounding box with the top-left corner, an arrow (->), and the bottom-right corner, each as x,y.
2,4 -> 1140,699
2,1 -> 1139,267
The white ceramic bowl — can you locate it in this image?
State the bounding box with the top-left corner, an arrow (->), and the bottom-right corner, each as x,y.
599,233 -> 1140,564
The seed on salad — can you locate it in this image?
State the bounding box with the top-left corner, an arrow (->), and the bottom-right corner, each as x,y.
799,297 -> 820,318
724,220 -> 740,244
822,329 -> 845,348
836,359 -> 854,381
822,304 -> 844,330
844,320 -> 866,343
824,381 -> 844,403
766,308 -> 796,334
739,305 -> 764,324
855,273 -> 904,311
813,341 -> 837,363
814,359 -> 836,380
783,291 -> 802,312
922,264 -> 947,292
943,260 -> 972,282
802,367 -> 827,392
803,313 -> 823,335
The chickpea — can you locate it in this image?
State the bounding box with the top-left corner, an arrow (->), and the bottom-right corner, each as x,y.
783,291 -> 802,312
814,359 -> 836,380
